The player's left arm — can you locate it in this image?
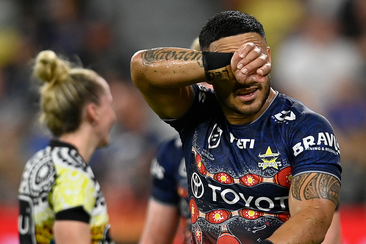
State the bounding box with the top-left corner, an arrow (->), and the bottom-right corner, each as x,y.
267,172 -> 341,244
138,199 -> 180,244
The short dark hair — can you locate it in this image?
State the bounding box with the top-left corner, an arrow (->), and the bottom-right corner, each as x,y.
199,10 -> 266,51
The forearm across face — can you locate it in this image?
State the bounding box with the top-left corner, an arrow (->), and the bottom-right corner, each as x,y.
131,48 -> 207,90
130,45 -> 271,119
130,48 -> 207,119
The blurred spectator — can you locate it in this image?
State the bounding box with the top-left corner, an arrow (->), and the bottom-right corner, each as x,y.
273,1 -> 364,115
84,0 -> 224,72
0,103 -> 29,204
339,0 -> 366,85
323,0 -> 366,200
223,0 -> 305,62
326,80 -> 366,203
339,0 -> 366,39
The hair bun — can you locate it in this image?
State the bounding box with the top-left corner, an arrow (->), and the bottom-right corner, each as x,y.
33,50 -> 69,84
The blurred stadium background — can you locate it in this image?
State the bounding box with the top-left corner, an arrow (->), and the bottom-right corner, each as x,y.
0,0 -> 366,243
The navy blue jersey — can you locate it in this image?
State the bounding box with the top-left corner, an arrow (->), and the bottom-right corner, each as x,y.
166,84 -> 341,243
150,137 -> 190,219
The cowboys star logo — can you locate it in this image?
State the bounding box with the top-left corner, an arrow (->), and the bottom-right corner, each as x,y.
258,146 -> 282,170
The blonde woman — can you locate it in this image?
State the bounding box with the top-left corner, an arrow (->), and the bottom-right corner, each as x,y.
18,50 -> 116,244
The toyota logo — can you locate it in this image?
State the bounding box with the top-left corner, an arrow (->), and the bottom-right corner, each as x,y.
191,172 -> 204,198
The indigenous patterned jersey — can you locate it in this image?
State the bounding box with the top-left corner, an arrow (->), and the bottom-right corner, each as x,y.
150,137 -> 190,219
166,84 -> 342,243
18,140 -> 114,244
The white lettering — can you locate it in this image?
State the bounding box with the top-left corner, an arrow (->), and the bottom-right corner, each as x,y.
230,133 -> 235,143
235,137 -> 255,149
236,139 -> 243,149
303,136 -> 315,149
221,189 -> 240,204
325,132 -> 337,150
18,215 -> 29,235
239,193 -> 254,207
230,133 -> 255,149
208,184 -> 221,202
255,197 -> 274,211
293,132 -> 340,156
206,186 -> 288,212
317,132 -> 328,146
275,196 -> 288,210
293,142 -> 304,156
250,139 -> 255,148
150,158 -> 165,179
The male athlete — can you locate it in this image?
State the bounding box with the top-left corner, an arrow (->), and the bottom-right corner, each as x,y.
131,10 -> 341,244
139,137 -> 191,244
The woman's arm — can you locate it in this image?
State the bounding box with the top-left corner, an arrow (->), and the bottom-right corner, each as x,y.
54,220 -> 91,244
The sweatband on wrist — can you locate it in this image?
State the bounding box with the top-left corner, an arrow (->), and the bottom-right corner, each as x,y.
257,240 -> 274,244
202,51 -> 234,81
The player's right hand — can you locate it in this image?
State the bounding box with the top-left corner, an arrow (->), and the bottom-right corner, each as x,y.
231,42 -> 271,84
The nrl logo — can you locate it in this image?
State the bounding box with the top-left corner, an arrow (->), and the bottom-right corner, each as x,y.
258,146 -> 282,170
208,124 -> 222,149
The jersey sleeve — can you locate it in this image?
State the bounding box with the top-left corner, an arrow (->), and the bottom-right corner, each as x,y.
55,206 -> 90,223
150,139 -> 183,205
289,111 -> 342,180
166,84 -> 219,142
51,165 -> 96,217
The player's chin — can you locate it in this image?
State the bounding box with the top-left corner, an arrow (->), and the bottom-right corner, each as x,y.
98,137 -> 110,148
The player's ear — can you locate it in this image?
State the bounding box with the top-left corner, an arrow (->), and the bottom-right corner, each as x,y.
266,46 -> 272,63
85,102 -> 99,124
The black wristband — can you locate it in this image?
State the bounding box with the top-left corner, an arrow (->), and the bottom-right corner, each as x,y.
257,240 -> 274,244
202,51 -> 233,80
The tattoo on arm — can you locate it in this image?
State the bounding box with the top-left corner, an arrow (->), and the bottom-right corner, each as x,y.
291,173 -> 308,200
141,48 -> 203,67
206,66 -> 234,81
291,173 -> 340,205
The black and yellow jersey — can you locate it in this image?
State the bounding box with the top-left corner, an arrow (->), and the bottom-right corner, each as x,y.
18,140 -> 114,244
